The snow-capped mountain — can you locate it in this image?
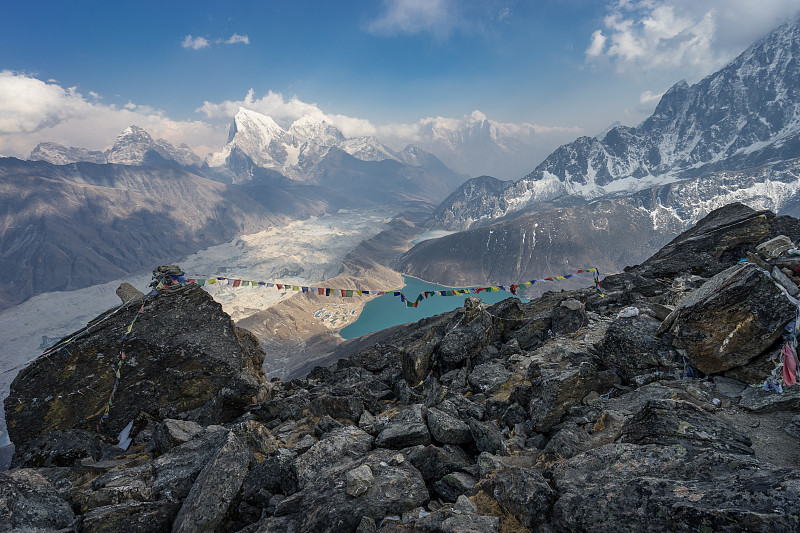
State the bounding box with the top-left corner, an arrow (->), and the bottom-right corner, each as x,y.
29,142 -> 106,165
208,108 -> 416,183
412,110 -> 575,179
28,126 -> 203,168
429,16 -> 800,230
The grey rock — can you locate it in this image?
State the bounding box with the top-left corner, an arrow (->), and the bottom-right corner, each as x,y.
346,464 -> 374,497
757,235 -> 794,258
488,465 -> 555,529
242,452 -> 299,507
667,263 -> 796,374
153,419 -> 204,453
468,363 -> 512,394
598,314 -> 680,384
551,298 -> 585,334
375,404 -> 431,449
172,431 -> 252,533
358,410 -> 381,435
543,423 -> 591,459
739,385 -> 800,412
773,265 -> 800,297
356,515 -> 377,533
287,449 -> 429,532
468,419 -> 505,454
622,399 -> 754,455
0,469 -> 76,532
528,364 -> 619,432
11,429 -> 120,469
313,414 -> 343,437
549,443 -> 800,532
81,501 -> 180,533
403,444 -> 471,482
426,407 -> 472,444
295,425 -> 373,486
152,426 -> 229,500
231,418 -> 280,457
432,471 -> 476,502
436,313 -> 493,368
116,282 -> 145,304
311,393 -> 364,422
454,494 -> 477,514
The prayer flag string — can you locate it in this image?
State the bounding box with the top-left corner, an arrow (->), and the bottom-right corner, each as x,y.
177,268 -> 604,308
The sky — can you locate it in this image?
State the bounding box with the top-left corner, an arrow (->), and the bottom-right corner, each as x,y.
1,0 -> 800,159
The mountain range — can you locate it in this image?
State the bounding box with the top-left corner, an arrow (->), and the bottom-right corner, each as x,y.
398,17 -> 800,287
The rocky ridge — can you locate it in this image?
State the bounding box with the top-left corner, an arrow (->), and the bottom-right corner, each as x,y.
5,203 -> 800,532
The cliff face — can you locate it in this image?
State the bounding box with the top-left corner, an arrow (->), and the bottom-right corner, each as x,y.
5,203 -> 800,532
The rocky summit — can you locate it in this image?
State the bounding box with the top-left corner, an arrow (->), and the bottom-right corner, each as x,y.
5,203 -> 800,532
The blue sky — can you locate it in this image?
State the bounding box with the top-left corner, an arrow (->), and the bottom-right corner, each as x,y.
2,0 -> 800,159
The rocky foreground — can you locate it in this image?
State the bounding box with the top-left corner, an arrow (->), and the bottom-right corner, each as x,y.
4,203 -> 800,532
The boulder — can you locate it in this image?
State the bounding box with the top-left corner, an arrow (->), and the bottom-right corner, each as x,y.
598,314 -> 680,383
346,464 -> 374,497
468,419 -> 505,454
468,363 -> 512,394
172,431 -> 252,533
621,399 -> 753,455
551,298 -> 585,334
81,501 -> 180,533
0,469 -> 77,531
426,407 -> 472,445
375,404 -> 431,449
436,313 -> 493,369
241,451 -> 298,506
403,444 -> 471,482
152,419 -> 204,453
431,471 -> 476,502
528,364 -> 619,433
665,263 -> 796,374
295,425 -> 374,486
549,443 -> 800,532
151,426 -> 229,501
485,465 -> 555,530
5,283 -> 271,449
281,449 -> 429,532
115,282 -> 145,304
11,428 -> 120,469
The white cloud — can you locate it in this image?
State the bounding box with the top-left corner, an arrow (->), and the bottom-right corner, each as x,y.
224,33 -> 250,45
182,35 -> 210,50
0,71 -> 223,158
586,0 -> 800,73
182,33 -> 250,50
639,89 -> 665,105
367,0 -> 461,37
586,30 -> 607,57
497,7 -> 510,22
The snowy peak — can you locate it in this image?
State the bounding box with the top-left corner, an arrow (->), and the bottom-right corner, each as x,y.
29,142 -> 107,165
105,125 -> 202,167
209,108 -> 420,181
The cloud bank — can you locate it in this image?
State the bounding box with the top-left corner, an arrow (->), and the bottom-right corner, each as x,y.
586,0 -> 800,73
0,71 -> 222,158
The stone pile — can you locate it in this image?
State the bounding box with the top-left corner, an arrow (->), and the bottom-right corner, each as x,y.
4,203 -> 800,532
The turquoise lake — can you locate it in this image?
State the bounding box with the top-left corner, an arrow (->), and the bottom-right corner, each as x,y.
339,275 -> 529,339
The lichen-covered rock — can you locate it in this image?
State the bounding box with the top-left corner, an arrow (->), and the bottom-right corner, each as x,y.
11,428 -> 121,469
468,363 -> 512,394
0,469 -> 76,531
279,449 -> 429,532
666,263 -> 796,374
549,443 -> 800,532
81,500 -> 179,533
172,431 -> 252,533
431,471 -> 476,502
346,464 -> 374,497
485,464 -> 555,529
6,284 -> 271,450
551,298 -> 585,334
403,444 -> 471,482
528,364 -> 619,432
621,399 -> 754,455
426,407 -> 471,445
295,425 -> 374,486
151,426 -> 229,501
468,419 -> 505,454
375,404 -> 431,449
598,314 -> 680,383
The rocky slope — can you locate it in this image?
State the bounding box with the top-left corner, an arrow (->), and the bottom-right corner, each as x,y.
429,16 -> 800,231
5,203 -> 800,532
0,157 -> 290,310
